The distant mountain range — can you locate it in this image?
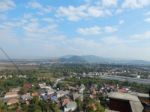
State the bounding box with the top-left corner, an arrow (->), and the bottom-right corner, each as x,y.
1,55 -> 150,66
56,55 -> 150,65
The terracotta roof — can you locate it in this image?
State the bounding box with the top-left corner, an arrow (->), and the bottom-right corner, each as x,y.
5,91 -> 18,96
7,98 -> 19,105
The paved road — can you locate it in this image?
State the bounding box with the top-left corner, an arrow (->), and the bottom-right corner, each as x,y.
99,75 -> 150,85
53,77 -> 64,88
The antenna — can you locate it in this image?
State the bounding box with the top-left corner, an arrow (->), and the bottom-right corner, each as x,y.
0,47 -> 23,75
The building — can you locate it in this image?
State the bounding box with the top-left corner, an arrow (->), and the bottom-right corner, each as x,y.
7,98 -> 19,106
23,83 -> 32,91
56,90 -> 69,98
21,93 -> 32,101
64,101 -> 77,112
10,87 -> 21,92
108,92 -> 143,112
72,93 -> 83,101
32,92 -> 39,97
62,97 -> 70,106
79,84 -> 85,93
105,109 -> 119,112
4,91 -> 19,99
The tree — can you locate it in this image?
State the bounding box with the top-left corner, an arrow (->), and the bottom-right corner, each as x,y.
75,99 -> 83,111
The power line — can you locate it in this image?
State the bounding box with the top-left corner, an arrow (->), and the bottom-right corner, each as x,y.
0,47 -> 23,75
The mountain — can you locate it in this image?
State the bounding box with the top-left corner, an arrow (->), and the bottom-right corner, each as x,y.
58,56 -> 86,63
56,55 -> 150,65
1,55 -> 150,65
81,55 -> 113,63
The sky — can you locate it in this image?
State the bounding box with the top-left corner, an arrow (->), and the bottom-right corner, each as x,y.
0,0 -> 150,60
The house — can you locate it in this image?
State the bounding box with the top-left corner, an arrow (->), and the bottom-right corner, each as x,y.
51,95 -> 58,102
7,98 -> 19,106
41,94 -> 51,101
47,88 -> 55,95
4,91 -> 19,99
108,92 -> 144,112
39,83 -> 52,90
118,88 -> 128,93
23,83 -> 32,91
39,83 -> 46,89
105,109 -> 119,112
21,93 -> 32,101
68,86 -> 78,91
62,97 -> 71,106
72,93 -> 83,101
10,87 -> 21,92
64,101 -> 77,112
79,84 -> 85,93
32,92 -> 39,97
56,90 -> 69,98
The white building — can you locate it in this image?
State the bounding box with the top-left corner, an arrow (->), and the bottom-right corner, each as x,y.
64,101 -> 77,112
56,90 -> 69,98
21,93 -> 32,101
79,84 -> 85,93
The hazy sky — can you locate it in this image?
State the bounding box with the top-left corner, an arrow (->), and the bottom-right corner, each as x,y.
0,0 -> 150,60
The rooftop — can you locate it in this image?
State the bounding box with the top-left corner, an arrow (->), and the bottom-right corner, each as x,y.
129,92 -> 149,98
7,98 -> 19,106
5,91 -> 18,96
108,92 -> 140,101
108,92 -> 143,112
105,109 -> 119,112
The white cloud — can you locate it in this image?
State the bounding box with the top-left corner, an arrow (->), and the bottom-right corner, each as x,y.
122,0 -> 150,9
0,0 -> 15,12
131,30 -> 150,40
77,26 -> 102,35
56,0 -> 150,21
104,26 -> 118,33
115,8 -> 123,14
87,6 -> 105,17
22,18 -> 58,38
77,26 -> 117,35
57,5 -> 111,21
101,36 -> 124,45
145,17 -> 150,23
0,14 -> 7,20
102,0 -> 117,7
27,1 -> 51,14
0,14 -> 59,41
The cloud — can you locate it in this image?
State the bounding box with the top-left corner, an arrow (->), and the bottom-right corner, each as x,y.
122,0 -> 150,9
130,30 -> 150,40
0,13 -> 59,41
77,26 -> 117,35
144,11 -> 150,23
104,26 -> 118,33
23,19 -> 56,34
102,0 -> 118,7
56,5 -> 111,21
77,26 -> 102,35
0,0 -> 16,12
101,36 -> 125,45
144,17 -> 150,23
27,1 -> 52,14
56,0 -> 150,21
145,11 -> 150,16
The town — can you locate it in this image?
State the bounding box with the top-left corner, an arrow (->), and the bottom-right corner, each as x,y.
0,63 -> 149,112
1,0 -> 150,111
